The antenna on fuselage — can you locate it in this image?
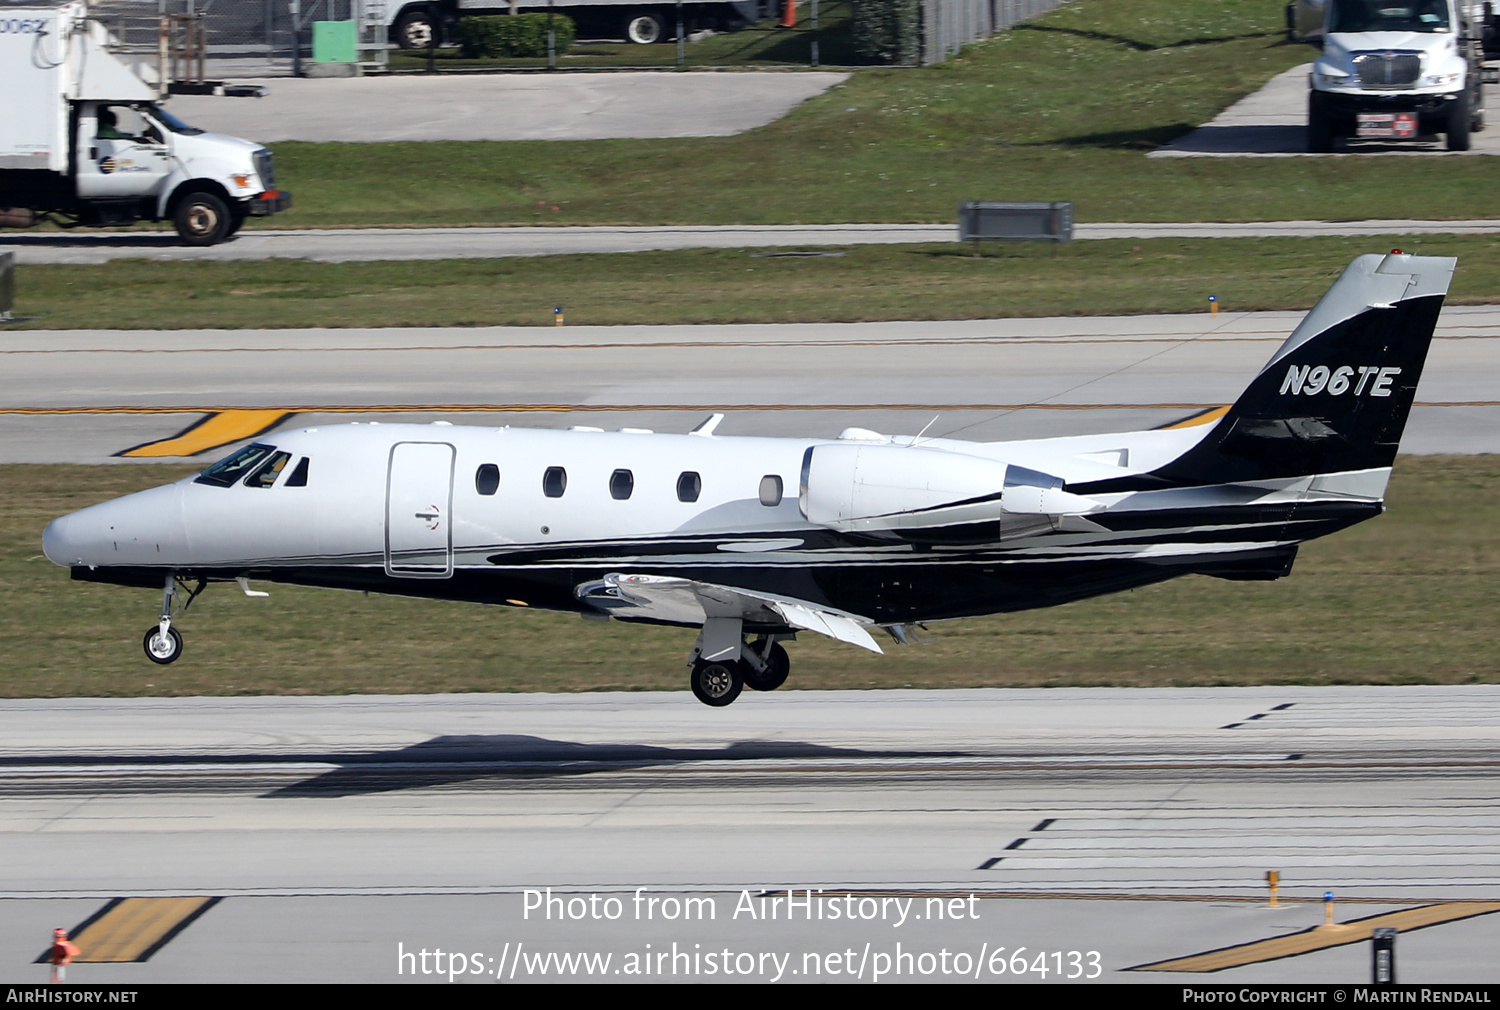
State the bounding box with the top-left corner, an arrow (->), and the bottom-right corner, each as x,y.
690,413 -> 725,437
909,415 -> 939,447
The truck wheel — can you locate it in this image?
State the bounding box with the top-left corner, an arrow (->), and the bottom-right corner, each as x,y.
173,191 -> 231,246
623,11 -> 666,44
394,10 -> 439,50
1447,93 -> 1472,151
1307,95 -> 1334,153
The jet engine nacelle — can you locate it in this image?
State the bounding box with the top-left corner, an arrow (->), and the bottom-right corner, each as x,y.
798,443 -> 1104,542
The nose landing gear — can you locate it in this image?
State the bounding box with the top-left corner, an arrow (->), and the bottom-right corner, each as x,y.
143,573 -> 205,665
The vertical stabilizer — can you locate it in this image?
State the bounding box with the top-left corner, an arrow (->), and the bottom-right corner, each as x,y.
1151,253 -> 1454,485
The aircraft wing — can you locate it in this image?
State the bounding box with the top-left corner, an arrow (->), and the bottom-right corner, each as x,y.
576,573 -> 884,653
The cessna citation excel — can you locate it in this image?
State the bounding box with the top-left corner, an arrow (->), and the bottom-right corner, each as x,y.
44,253 -> 1452,706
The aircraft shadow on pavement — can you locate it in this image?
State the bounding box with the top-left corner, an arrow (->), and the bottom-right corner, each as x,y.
262,734 -> 974,798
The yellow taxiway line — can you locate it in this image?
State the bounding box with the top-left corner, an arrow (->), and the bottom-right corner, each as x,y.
40,896 -> 221,963
117,409 -> 293,458
1129,901 -> 1500,973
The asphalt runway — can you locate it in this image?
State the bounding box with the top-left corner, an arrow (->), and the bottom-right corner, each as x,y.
1154,65 -> 1500,158
2,686 -> 1498,984
165,71 -> 852,143
10,219 -> 1500,265
3,307 -> 1498,463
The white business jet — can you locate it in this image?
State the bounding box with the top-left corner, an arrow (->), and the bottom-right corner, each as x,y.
43,253 -> 1452,706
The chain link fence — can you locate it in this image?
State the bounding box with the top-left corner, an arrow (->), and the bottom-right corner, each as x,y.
89,0 -> 383,78
83,0 -> 1065,77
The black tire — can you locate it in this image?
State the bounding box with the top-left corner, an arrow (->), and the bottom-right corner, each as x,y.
226,207 -> 248,237
1307,94 -> 1334,153
1447,92 -> 1472,151
742,642 -> 789,692
173,191 -> 231,246
143,626 -> 184,665
394,9 -> 439,50
623,11 -> 667,44
690,659 -> 742,707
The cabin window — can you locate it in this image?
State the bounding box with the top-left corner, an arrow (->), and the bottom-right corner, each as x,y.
759,474 -> 783,507
610,469 -> 634,500
677,471 -> 702,503
476,463 -> 500,496
244,451 -> 292,489
543,466 -> 567,498
194,443 -> 274,487
285,457 -> 310,487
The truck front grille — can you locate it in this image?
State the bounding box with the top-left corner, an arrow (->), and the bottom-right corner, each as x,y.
253,149 -> 276,189
1352,52 -> 1422,90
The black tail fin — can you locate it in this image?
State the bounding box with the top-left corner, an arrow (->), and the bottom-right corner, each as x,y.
1152,252 -> 1454,485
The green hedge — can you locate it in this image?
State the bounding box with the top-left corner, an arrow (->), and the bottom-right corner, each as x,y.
455,13 -> 576,58
850,0 -> 919,65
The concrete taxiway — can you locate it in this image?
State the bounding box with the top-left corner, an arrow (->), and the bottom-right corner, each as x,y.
4,307 -> 1499,463
1,687 -> 1498,983
166,71 -> 852,143
8,219 -> 1500,265
1154,65 -> 1500,157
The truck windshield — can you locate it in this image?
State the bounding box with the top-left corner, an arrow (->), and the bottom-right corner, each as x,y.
147,105 -> 205,136
1328,0 -> 1450,32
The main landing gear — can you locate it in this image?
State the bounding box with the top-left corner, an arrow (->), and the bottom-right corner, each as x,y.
143,573 -> 205,665
688,628 -> 793,707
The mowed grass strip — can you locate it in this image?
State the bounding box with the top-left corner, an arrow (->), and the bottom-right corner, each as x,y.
9,235 -> 1500,330
256,0 -> 1500,229
3,456 -> 1497,698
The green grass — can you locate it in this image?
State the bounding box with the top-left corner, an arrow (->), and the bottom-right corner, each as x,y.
247,0 -> 1500,230
8,235 -> 1500,330
3,456 -> 1498,697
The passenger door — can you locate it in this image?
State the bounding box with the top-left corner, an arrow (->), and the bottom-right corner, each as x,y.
385,442 -> 456,578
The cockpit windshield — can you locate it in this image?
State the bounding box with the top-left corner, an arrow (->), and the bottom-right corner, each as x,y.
195,443 -> 274,487
1328,0 -> 1450,32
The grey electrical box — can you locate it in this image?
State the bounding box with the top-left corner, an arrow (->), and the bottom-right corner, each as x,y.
0,251 -> 13,321
958,201 -> 1073,243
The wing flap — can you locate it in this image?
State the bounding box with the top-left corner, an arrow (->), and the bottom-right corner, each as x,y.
576,573 -> 883,654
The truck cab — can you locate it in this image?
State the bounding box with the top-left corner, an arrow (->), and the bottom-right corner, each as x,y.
1292,0 -> 1488,151
71,101 -> 286,244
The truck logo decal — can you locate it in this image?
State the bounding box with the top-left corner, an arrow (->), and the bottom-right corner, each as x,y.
98,157 -> 117,174
1280,365 -> 1401,397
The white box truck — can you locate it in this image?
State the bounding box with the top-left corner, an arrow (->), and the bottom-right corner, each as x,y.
1289,0 -> 1489,152
0,2 -> 290,245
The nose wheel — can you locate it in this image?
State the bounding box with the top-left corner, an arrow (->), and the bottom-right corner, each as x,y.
141,573 -> 205,665
143,624 -> 184,665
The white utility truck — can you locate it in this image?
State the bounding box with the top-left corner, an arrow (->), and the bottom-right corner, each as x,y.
1290,0 -> 1489,152
0,2 -> 290,245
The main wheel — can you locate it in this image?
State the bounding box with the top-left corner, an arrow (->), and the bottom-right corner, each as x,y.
1307,94 -> 1334,153
742,642 -> 789,692
1447,92 -> 1472,151
173,191 -> 231,246
394,10 -> 439,50
143,626 -> 184,665
623,11 -> 666,44
691,659 -> 743,707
